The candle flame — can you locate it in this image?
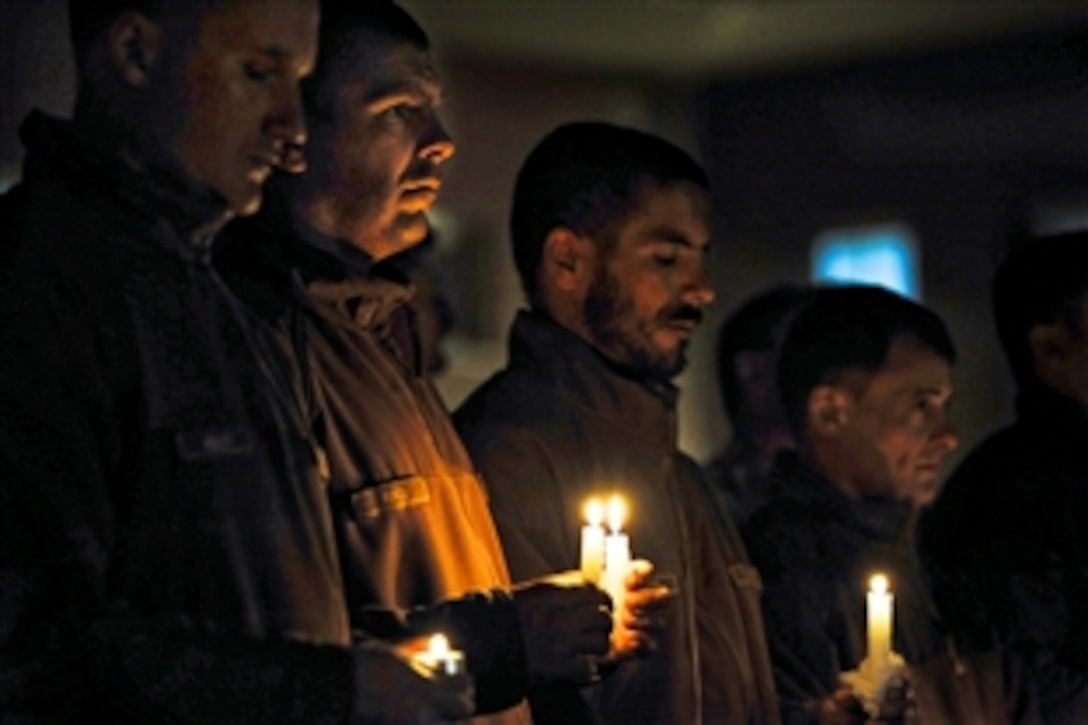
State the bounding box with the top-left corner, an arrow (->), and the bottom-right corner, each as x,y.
585,498 -> 603,526
428,633 -> 450,658
606,494 -> 625,533
869,573 -> 889,595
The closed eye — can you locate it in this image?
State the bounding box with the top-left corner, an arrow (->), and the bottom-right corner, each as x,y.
244,63 -> 277,84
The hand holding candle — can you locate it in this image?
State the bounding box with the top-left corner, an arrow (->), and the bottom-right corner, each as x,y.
840,572 -> 903,717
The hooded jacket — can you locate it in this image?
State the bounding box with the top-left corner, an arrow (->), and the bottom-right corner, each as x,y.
216,198 -> 532,720
455,310 -> 780,725
0,112 -> 354,722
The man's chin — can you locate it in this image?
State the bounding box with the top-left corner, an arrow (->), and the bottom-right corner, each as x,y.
910,478 -> 941,506
394,213 -> 430,246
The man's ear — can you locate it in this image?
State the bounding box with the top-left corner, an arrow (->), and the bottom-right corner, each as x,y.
106,12 -> 163,87
542,227 -> 593,295
807,384 -> 851,437
1029,321 -> 1070,388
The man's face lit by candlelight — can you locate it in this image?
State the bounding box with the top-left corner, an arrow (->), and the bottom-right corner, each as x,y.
583,182 -> 715,380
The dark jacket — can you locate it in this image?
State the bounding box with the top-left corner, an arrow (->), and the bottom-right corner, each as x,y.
216,200 -> 531,721
0,112 -> 354,722
703,437 -> 778,529
455,310 -> 780,725
919,386 -> 1088,723
744,451 -> 1035,724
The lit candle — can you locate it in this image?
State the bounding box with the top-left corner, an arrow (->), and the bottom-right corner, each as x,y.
601,495 -> 631,619
580,498 -> 605,583
866,573 -> 893,674
419,633 -> 465,676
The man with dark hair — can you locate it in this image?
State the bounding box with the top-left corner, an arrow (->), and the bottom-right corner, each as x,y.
742,285 -> 1032,723
919,233 -> 1088,723
454,121 -> 780,723
0,1 -> 425,722
215,4 -> 613,722
704,283 -> 818,527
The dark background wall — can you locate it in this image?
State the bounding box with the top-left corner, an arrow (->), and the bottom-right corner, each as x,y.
691,29 -> 1088,464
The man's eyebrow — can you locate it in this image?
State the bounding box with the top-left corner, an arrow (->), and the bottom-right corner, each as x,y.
363,76 -> 430,104
648,227 -> 708,250
255,45 -> 288,61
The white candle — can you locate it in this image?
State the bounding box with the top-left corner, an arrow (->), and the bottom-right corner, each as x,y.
420,633 -> 465,676
601,495 -> 630,619
866,573 -> 893,673
580,498 -> 605,583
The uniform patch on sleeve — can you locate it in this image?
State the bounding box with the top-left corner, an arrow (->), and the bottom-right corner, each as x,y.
353,476 -> 431,520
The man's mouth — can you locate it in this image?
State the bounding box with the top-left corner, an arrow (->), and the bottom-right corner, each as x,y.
401,180 -> 441,211
660,307 -> 703,336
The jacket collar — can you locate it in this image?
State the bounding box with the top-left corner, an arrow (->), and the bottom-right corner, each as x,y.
19,110 -> 230,252
769,450 -> 915,543
223,190 -> 415,333
507,309 -> 680,443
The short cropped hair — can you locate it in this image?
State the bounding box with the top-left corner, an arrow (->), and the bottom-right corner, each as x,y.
69,1 -> 151,68
67,0 -> 218,71
777,285 -> 957,438
992,229 -> 1088,389
716,284 -> 818,421
303,1 -> 429,122
510,121 -> 709,306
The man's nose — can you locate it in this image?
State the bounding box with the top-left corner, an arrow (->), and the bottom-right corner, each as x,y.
933,416 -> 959,453
419,115 -> 455,165
268,83 -> 309,173
681,260 -> 715,309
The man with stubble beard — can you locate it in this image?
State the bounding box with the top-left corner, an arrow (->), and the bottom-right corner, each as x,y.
454,121 -> 781,724
215,3 -> 614,722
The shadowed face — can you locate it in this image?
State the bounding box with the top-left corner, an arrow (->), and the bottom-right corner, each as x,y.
304,35 -> 455,260
836,336 -> 959,505
155,0 -> 318,215
583,182 -> 715,379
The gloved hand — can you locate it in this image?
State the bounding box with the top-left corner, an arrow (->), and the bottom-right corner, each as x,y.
512,571 -> 612,685
349,639 -> 475,724
609,558 -> 675,659
817,676 -> 911,725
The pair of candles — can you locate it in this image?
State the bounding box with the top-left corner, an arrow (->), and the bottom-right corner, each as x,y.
579,495 -> 631,615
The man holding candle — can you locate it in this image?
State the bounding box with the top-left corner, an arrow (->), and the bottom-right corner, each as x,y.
455,122 -> 780,723
918,233 -> 1088,723
213,3 -> 614,721
741,285 -> 1030,723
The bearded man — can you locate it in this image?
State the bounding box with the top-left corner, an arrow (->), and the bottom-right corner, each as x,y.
455,121 -> 780,724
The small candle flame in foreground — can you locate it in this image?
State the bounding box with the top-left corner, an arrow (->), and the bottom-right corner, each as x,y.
428,633 -> 450,659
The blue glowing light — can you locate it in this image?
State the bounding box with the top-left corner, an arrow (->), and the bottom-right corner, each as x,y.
812,224 -> 920,300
